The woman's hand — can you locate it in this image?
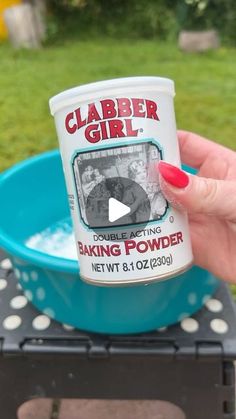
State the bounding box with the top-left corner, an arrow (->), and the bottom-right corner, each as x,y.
158,130 -> 236,283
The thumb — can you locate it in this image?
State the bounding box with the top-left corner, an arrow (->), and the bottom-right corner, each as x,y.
158,161 -> 236,221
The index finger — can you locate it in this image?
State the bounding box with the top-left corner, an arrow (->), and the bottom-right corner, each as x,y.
178,130 -> 227,169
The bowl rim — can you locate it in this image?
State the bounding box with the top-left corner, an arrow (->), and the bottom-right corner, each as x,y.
0,149 -> 79,274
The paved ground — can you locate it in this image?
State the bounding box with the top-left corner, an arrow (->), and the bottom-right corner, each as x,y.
18,399 -> 186,419
15,361 -> 236,418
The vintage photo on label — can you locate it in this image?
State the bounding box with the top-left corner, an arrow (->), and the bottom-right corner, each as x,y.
72,141 -> 168,228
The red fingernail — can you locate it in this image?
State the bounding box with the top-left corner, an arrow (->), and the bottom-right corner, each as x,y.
158,161 -> 189,188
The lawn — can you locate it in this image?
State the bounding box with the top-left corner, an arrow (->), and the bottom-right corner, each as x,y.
0,38 -> 236,172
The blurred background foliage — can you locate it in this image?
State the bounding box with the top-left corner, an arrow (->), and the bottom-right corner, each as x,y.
47,0 -> 236,44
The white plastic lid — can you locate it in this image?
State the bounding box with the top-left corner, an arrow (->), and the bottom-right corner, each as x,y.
49,76 -> 175,116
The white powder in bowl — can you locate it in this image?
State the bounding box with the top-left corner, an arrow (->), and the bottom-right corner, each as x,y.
25,218 -> 77,260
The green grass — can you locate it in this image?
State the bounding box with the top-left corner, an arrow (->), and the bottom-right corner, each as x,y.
0,39 -> 236,172
232,287 -> 236,299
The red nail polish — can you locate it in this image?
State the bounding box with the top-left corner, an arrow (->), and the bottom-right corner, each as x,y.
158,161 -> 189,188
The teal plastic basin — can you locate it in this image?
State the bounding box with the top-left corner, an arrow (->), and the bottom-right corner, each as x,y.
0,150 -> 219,333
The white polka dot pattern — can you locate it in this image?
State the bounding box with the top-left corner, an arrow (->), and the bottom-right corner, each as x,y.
178,312 -> 190,322
0,258 -> 12,270
3,315 -> 22,330
0,279 -> 7,291
22,272 -> 29,282
202,295 -> 211,304
36,287 -> 46,301
30,271 -> 38,281
32,315 -> 51,330
205,299 -> 223,313
63,323 -> 75,331
10,296 -> 28,309
0,257 -> 228,339
210,318 -> 228,334
24,290 -> 33,301
181,318 -> 199,333
43,308 -> 55,318
188,293 -> 197,305
14,269 -> 21,279
207,277 -> 217,285
157,327 -> 167,332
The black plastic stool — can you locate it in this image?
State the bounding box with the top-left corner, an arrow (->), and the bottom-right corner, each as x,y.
0,249 -> 235,419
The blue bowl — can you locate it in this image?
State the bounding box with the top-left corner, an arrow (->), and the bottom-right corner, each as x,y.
0,150 -> 219,334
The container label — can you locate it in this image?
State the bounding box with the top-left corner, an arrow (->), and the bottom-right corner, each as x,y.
65,97 -> 159,142
55,92 -> 193,284
72,140 -> 168,229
